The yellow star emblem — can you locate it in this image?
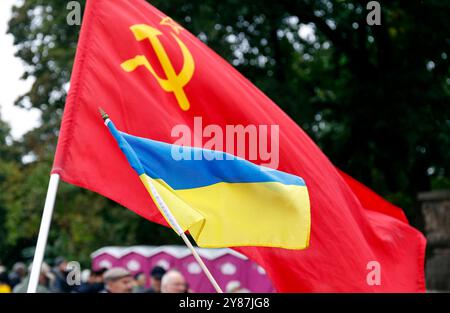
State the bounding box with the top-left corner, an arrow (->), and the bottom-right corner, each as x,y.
160,17 -> 184,34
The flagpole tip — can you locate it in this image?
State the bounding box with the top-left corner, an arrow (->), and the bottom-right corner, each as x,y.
98,107 -> 109,121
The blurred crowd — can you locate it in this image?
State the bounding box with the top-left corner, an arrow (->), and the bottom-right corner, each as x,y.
0,256 -> 249,293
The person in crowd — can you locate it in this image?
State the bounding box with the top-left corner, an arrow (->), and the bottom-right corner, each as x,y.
144,266 -> 166,293
77,268 -> 107,293
8,262 -> 26,288
101,267 -> 133,293
0,271 -> 11,293
160,269 -> 188,293
13,262 -> 54,293
132,272 -> 147,293
51,256 -> 75,293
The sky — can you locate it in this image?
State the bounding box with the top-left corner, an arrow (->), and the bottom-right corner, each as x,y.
0,0 -> 41,139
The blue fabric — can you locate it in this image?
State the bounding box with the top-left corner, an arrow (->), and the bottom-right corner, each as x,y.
107,120 -> 305,190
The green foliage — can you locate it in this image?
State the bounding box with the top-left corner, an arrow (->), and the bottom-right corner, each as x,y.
1,0 -> 449,265
0,152 -> 180,266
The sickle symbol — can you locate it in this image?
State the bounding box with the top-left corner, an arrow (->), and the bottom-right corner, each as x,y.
121,24 -> 195,111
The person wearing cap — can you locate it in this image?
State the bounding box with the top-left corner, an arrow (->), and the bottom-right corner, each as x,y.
13,262 -> 54,293
144,266 -> 166,293
101,267 -> 133,293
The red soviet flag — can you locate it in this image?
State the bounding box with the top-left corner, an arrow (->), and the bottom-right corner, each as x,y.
52,0 -> 426,292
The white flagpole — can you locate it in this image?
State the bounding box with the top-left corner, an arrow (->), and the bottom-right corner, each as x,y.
27,173 -> 60,293
180,233 -> 223,293
142,174 -> 223,293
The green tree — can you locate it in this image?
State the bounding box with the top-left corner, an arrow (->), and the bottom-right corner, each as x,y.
0,114 -> 22,265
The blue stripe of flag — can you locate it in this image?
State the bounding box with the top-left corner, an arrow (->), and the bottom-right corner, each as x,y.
107,120 -> 305,190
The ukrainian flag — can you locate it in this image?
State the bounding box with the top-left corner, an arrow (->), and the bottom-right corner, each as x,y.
106,118 -> 310,250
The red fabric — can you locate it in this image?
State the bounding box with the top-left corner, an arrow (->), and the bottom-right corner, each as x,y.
338,170 -> 409,224
52,0 -> 426,292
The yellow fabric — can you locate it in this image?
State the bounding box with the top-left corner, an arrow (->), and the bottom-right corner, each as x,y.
140,174 -> 310,250
0,284 -> 11,293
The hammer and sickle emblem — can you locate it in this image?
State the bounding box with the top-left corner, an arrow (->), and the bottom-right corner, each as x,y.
121,24 -> 194,111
